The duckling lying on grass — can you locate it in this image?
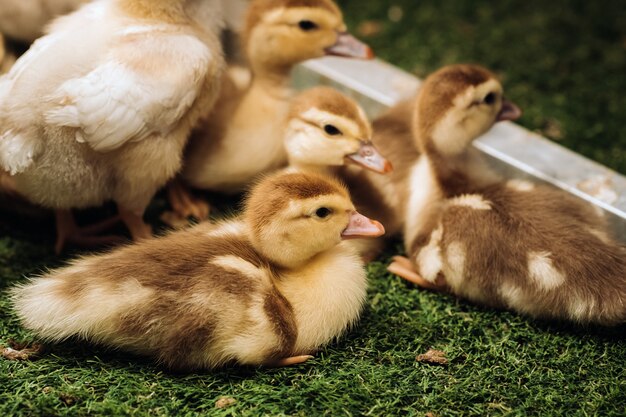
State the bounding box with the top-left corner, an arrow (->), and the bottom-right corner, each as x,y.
11,172 -> 385,370
389,64 -> 626,325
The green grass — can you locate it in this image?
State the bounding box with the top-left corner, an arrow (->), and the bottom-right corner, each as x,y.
2,1 -> 626,416
1,209 -> 625,416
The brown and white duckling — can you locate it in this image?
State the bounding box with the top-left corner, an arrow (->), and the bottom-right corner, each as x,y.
12,172 -> 385,370
169,0 -> 373,220
0,0 -> 228,253
389,64 -> 626,325
284,86 -> 391,176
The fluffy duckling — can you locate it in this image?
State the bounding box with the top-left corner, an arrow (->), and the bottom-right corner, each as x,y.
284,86 -> 391,176
390,64 -> 626,325
0,0 -> 89,43
170,0 -> 373,219
0,0 -> 228,253
12,172 -> 385,370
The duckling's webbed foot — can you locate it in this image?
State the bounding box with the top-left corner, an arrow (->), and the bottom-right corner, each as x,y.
388,256 -> 447,291
55,210 -> 127,255
264,355 -> 314,368
166,179 -> 210,222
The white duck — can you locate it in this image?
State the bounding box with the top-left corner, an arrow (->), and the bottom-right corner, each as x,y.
0,0 -> 227,253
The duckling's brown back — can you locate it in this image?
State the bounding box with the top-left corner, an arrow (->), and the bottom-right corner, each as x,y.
12,222 -> 298,370
433,183 -> 626,325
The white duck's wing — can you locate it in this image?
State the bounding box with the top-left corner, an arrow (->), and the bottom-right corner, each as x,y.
0,33 -> 64,175
44,29 -> 215,152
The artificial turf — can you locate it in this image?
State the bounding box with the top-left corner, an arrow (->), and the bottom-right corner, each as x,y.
1,1 -> 626,416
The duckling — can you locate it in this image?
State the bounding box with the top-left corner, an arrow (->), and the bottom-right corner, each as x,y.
389,64 -> 626,325
11,172 -> 385,370
284,86 -> 391,176
169,0 -> 373,219
164,85 -> 390,227
0,0 -> 89,43
0,0 -> 228,253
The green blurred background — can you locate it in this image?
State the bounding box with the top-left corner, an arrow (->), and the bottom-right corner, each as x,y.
337,0 -> 626,174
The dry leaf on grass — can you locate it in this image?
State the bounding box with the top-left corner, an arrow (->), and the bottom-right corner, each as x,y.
215,397 -> 237,409
59,393 -> 79,406
416,349 -> 448,366
1,340 -> 44,361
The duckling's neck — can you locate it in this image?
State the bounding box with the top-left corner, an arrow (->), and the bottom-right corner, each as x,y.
119,0 -> 225,33
248,67 -> 293,101
286,160 -> 340,177
404,140 -> 498,250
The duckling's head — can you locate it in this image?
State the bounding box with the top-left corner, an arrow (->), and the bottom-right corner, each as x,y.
284,87 -> 392,174
414,64 -> 522,157
245,172 -> 385,268
243,0 -> 373,74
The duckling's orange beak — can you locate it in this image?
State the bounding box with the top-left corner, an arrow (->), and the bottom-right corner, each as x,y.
346,142 -> 393,174
325,32 -> 375,59
497,98 -> 522,122
341,211 -> 385,239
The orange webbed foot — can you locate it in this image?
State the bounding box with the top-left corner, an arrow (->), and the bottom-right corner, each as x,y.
388,256 -> 447,291
265,355 -> 314,367
55,210 -> 127,254
167,179 -> 210,222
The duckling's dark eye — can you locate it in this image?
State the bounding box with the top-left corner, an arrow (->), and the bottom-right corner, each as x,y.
315,207 -> 332,218
298,20 -> 318,31
324,124 -> 342,136
484,92 -> 496,105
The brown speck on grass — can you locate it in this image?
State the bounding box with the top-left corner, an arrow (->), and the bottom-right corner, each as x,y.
1,340 -> 44,361
215,397 -> 237,409
416,349 -> 448,366
58,393 -> 78,406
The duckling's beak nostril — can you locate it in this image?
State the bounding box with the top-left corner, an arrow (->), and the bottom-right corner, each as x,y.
346,142 -> 393,174
496,98 -> 522,122
341,211 -> 385,240
324,32 -> 375,60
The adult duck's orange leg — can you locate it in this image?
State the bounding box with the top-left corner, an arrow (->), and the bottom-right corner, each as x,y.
167,179 -> 210,221
55,210 -> 126,254
118,206 -> 152,241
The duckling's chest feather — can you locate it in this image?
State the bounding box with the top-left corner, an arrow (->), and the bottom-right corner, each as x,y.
277,243 -> 368,353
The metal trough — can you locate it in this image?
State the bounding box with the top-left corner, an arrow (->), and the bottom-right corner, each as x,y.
293,57 -> 626,242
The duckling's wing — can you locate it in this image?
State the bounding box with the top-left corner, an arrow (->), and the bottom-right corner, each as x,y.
43,31 -> 216,152
0,33 -> 63,175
